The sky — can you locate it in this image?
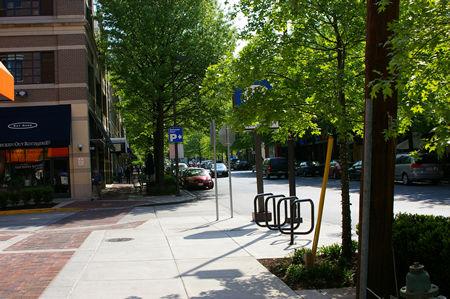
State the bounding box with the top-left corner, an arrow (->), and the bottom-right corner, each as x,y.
217,0 -> 248,55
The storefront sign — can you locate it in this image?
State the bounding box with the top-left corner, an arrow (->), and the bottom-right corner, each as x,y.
8,122 -> 38,129
0,105 -> 71,148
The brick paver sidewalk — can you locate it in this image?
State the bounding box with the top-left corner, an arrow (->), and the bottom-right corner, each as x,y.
0,207 -> 144,298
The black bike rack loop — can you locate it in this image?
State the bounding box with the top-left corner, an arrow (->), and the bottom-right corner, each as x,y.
276,196 -> 302,234
253,193 -> 273,228
264,194 -> 287,230
253,193 -> 315,245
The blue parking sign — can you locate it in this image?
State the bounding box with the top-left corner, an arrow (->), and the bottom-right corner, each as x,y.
168,127 -> 183,143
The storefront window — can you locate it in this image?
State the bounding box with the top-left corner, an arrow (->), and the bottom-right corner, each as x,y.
0,147 -> 69,195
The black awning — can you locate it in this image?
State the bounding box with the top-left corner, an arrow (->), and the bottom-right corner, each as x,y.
0,104 -> 71,149
88,109 -> 114,150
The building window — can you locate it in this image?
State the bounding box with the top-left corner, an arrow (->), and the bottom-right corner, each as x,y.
0,51 -> 54,84
0,0 -> 52,17
5,0 -> 40,16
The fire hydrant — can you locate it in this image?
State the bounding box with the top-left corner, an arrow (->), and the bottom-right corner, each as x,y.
400,262 -> 440,299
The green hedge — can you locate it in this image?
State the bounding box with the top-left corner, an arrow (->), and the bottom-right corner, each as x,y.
392,213 -> 449,295
0,187 -> 54,209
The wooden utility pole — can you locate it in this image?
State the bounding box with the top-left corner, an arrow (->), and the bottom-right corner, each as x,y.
358,0 -> 399,298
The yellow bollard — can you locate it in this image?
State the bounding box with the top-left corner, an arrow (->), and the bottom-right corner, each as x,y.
311,137 -> 334,264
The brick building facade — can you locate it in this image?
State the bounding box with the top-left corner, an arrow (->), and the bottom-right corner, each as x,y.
0,0 -> 125,199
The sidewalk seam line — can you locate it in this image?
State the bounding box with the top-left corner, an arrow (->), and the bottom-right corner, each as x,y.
155,207 -> 190,299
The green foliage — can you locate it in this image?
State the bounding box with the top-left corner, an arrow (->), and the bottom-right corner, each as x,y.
8,191 -> 20,207
374,0 -> 450,156
203,0 -> 366,258
40,187 -> 54,205
301,261 -> 345,289
20,188 -> 34,206
392,213 -> 450,295
285,263 -> 303,282
96,0 -> 236,183
146,174 -> 177,196
31,188 -> 43,205
0,191 -> 8,209
318,243 -> 342,261
292,248 -> 311,265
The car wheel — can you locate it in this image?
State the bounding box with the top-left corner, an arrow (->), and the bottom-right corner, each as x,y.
402,173 -> 410,185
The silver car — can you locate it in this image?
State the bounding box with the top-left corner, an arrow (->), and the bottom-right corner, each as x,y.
395,153 -> 444,184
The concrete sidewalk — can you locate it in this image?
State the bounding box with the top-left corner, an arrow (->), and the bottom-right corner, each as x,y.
0,186 -> 355,298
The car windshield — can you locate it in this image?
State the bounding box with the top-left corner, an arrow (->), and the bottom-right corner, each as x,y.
215,163 -> 227,170
185,169 -> 208,177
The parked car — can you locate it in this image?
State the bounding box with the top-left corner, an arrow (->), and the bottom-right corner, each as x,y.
235,160 -> 251,170
171,162 -> 188,175
209,163 -> 228,177
181,168 -> 214,190
295,161 -> 319,176
230,159 -> 239,170
263,157 -> 288,179
348,160 -> 362,180
395,153 -> 444,184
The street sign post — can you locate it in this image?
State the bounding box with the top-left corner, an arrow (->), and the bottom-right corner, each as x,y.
168,127 -> 183,143
218,126 -> 235,218
219,126 -> 235,146
211,120 -> 219,221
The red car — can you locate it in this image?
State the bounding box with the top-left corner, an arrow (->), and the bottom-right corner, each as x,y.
181,168 -> 214,190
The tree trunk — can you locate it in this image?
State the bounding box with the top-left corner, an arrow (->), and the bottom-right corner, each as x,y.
336,35 -> 353,260
153,99 -> 165,185
339,138 -> 353,260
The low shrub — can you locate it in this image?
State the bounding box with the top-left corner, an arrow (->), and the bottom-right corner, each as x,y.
292,248 -> 311,265
146,174 -> 177,195
318,243 -> 341,261
40,186 -> 54,204
0,191 -> 8,209
20,189 -> 34,206
8,190 -> 20,207
392,213 -> 449,296
31,188 -> 43,205
285,263 -> 303,282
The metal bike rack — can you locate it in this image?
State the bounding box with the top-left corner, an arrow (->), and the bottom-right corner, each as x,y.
253,193 -> 273,228
277,196 -> 315,245
264,194 -> 288,231
253,193 -> 315,245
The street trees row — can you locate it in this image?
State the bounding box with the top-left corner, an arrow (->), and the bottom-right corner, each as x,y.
203,0 -> 366,261
201,0 -> 448,261
96,0 -> 235,184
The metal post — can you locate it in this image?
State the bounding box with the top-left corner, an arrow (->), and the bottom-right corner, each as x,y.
288,136 -> 296,196
252,131 -> 271,222
212,119 -> 219,221
171,62 -> 180,196
311,137 -> 334,263
226,126 -> 233,218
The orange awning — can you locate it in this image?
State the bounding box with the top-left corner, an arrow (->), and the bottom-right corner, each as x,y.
0,61 -> 14,101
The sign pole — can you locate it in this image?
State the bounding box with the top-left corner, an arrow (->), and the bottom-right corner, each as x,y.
212,120 -> 219,221
226,126 -> 233,218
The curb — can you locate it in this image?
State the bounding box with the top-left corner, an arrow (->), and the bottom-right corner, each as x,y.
0,207 -> 82,215
0,190 -> 198,215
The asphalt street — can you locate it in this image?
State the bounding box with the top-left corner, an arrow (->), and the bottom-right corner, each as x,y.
191,170 -> 450,229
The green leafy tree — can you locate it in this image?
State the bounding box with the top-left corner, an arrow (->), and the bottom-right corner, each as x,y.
96,0 -> 235,183
222,0 -> 365,259
375,0 -> 449,155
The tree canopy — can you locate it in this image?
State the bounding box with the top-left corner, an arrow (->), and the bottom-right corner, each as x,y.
96,0 -> 235,182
